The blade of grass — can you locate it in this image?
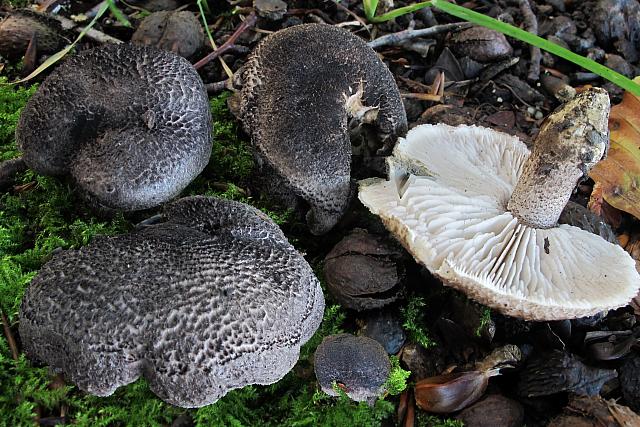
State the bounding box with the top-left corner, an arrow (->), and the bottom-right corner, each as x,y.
10,1 -> 111,84
430,0 -> 640,96
197,0 -> 233,79
107,0 -> 132,27
363,0 -> 380,21
370,1 -> 432,23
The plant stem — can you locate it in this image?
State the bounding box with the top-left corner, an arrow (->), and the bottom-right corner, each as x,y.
368,22 -> 471,48
192,13 -> 257,71
1,310 -> 19,361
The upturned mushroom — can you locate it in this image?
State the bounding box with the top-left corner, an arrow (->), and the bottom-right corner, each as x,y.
240,23 -> 407,235
16,43 -> 212,211
19,196 -> 324,408
359,88 -> 640,320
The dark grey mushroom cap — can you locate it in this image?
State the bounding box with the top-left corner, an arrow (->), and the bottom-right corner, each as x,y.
16,43 -> 212,211
19,196 -> 324,408
240,23 -> 407,235
314,333 -> 390,403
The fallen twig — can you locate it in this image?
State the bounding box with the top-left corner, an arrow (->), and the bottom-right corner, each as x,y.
518,0 -> 541,81
1,310 -> 19,361
193,13 -> 257,71
401,92 -> 442,102
51,14 -> 123,44
330,1 -> 370,34
287,8 -> 336,25
368,22 -> 472,49
205,79 -> 232,94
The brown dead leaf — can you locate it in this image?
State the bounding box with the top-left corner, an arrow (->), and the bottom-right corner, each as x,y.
590,76 -> 640,220
588,182 -> 623,228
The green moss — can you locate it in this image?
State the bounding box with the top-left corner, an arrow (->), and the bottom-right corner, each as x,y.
3,0 -> 31,9
0,78 -> 38,160
418,414 -> 465,427
384,355 -> 410,396
0,354 -> 72,427
0,76 -> 394,427
400,297 -> 436,349
299,304 -> 346,362
475,307 -> 492,338
208,91 -> 254,182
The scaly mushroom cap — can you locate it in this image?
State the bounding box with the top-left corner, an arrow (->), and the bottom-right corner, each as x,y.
240,23 -> 407,235
359,91 -> 639,320
16,43 -> 212,211
19,196 -> 324,408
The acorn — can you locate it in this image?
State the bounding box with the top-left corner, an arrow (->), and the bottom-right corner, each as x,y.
414,369 -> 500,414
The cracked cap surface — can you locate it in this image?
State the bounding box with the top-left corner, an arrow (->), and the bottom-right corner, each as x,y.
17,43 -> 212,211
19,196 -> 325,407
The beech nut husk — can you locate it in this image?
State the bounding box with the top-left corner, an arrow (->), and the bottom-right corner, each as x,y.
414,368 -> 500,414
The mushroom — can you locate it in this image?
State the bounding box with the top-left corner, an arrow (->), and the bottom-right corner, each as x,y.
239,23 -> 407,235
19,196 -> 324,408
359,88 -> 640,320
16,43 -> 212,211
314,333 -> 390,403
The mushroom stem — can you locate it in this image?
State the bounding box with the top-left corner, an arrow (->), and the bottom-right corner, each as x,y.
507,88 -> 610,229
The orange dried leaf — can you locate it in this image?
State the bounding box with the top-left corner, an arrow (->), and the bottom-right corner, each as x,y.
590,76 -> 640,219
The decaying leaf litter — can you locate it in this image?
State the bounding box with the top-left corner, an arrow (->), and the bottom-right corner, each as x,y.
3,0 -> 640,426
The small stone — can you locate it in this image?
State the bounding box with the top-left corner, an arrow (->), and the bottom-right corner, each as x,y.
592,0 -> 640,62
254,0 -> 288,21
131,11 -> 204,58
587,47 -> 606,62
559,201 -> 617,244
448,27 -> 513,63
535,111 -> 544,120
620,354 -> 640,411
540,15 -> 577,43
455,394 -> 524,427
495,74 -> 545,104
360,309 -> 406,354
141,0 -> 179,11
517,351 -> 617,397
0,10 -> 66,59
400,342 -> 446,381
604,53 -> 636,78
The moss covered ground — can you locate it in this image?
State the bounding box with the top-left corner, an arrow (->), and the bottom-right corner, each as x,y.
0,82 -> 421,426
